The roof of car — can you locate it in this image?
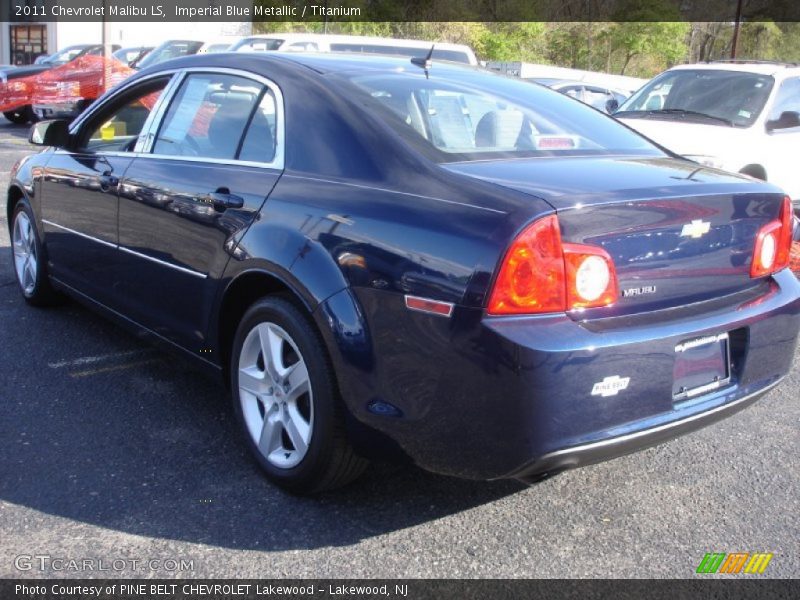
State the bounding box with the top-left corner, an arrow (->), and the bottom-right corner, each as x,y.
147,50 -> 481,77
669,61 -> 800,77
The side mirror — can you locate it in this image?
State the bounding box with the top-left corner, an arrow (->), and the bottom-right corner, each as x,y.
605,97 -> 620,114
29,119 -> 70,147
766,110 -> 800,132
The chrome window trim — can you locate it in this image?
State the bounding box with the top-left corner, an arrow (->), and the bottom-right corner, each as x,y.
67,66 -> 286,171
145,67 -> 285,170
42,219 -> 207,279
69,69 -> 181,134
135,71 -> 185,153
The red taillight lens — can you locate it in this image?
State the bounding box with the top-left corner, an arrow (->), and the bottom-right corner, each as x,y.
487,215 -> 566,315
488,215 -> 618,315
751,196 -> 793,278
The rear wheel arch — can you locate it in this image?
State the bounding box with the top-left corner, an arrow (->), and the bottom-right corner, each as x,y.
215,269 -> 318,385
739,164 -> 767,181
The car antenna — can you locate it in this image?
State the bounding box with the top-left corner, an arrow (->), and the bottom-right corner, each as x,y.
411,45 -> 435,79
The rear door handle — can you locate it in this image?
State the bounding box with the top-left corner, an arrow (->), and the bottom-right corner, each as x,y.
207,188 -> 244,211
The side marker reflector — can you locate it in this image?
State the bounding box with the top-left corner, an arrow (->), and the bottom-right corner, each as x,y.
404,295 -> 454,317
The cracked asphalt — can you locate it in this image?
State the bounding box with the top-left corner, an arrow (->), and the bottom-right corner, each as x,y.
0,118 -> 798,579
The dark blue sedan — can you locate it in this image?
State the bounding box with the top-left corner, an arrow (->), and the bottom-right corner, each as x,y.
8,52 -> 800,493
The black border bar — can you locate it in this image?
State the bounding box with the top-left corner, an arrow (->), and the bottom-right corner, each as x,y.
1,0 -> 800,23
3,579 -> 800,600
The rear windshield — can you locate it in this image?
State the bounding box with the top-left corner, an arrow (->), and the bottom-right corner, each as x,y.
330,43 -> 470,64
341,69 -> 662,162
230,37 -> 284,52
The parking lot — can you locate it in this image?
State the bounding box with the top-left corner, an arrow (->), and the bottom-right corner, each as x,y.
0,119 -> 798,579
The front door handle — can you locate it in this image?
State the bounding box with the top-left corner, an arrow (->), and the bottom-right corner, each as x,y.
98,173 -> 119,191
207,188 -> 244,211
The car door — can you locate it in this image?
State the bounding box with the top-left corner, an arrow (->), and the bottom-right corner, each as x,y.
763,77 -> 800,201
40,75 -> 172,304
114,69 -> 284,352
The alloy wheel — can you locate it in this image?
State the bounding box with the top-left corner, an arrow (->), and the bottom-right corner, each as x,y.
12,211 -> 37,295
238,321 -> 313,469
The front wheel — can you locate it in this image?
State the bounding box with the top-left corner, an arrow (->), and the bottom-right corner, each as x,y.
11,200 -> 59,306
230,297 -> 368,494
3,107 -> 32,125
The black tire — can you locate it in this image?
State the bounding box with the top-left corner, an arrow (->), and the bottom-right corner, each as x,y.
10,199 -> 60,306
4,108 -> 31,125
230,296 -> 368,494
26,106 -> 39,123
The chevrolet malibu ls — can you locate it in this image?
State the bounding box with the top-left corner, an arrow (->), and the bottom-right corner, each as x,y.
8,53 -> 800,493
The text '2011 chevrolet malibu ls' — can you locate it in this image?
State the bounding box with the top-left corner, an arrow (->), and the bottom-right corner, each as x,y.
8,52 -> 800,493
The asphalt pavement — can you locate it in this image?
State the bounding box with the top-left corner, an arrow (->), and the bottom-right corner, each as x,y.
0,119 -> 798,579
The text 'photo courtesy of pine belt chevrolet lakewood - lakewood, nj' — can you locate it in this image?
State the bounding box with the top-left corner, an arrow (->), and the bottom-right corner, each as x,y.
7,49 -> 800,494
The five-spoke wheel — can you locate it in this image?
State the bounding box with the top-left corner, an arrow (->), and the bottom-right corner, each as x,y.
231,297 -> 367,493
10,200 -> 58,306
12,210 -> 37,295
238,322 -> 313,469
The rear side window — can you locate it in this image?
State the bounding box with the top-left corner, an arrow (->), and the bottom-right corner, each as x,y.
239,90 -> 277,163
153,73 -> 263,160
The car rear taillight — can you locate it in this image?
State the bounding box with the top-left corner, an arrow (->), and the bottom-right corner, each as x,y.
751,196 -> 793,278
487,214 -> 618,315
563,244 -> 619,309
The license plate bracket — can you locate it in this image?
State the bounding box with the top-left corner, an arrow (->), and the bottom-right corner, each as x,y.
673,332 -> 731,401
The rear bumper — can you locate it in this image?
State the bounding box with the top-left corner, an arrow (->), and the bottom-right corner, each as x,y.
330,269 -> 800,480
33,101 -> 83,120
506,377 -> 781,482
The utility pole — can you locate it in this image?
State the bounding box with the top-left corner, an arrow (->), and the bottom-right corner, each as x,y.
730,0 -> 744,59
101,0 -> 113,94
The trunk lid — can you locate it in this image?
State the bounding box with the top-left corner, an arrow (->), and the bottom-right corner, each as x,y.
444,156 -> 786,313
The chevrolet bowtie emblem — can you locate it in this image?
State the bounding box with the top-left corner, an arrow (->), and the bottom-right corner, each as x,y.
680,219 -> 711,239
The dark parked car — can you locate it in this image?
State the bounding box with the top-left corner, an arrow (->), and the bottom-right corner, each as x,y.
8,53 -> 800,493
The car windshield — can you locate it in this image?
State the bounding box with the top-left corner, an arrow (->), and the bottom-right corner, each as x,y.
135,40 -> 203,69
617,69 -> 774,128
341,69 -> 661,162
230,37 -> 284,52
43,45 -> 89,66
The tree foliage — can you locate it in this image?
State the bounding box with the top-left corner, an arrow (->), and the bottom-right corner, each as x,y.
254,20 -> 800,77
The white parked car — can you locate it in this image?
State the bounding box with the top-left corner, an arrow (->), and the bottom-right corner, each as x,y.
229,33 -> 478,65
615,61 -> 800,208
529,78 -> 629,113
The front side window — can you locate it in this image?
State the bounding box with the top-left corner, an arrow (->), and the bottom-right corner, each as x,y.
617,69 -> 775,128
82,78 -> 168,152
153,73 -> 272,161
342,69 -> 660,161
767,77 -> 800,122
